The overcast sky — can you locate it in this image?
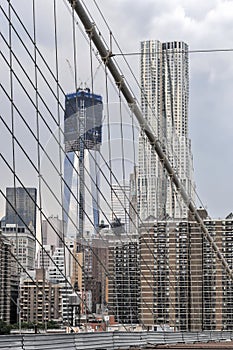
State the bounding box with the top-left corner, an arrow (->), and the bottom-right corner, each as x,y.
96,0 -> 233,219
1,0 -> 233,220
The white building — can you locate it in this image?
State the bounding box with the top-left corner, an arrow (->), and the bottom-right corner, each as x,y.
42,215 -> 64,248
2,224 -> 36,270
138,40 -> 195,221
111,183 -> 130,232
36,244 -> 55,271
48,238 -> 75,284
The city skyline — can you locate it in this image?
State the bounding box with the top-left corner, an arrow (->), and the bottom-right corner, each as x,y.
1,0 -> 233,337
1,0 -> 233,219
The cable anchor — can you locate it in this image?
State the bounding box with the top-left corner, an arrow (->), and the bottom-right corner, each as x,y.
86,22 -> 95,39
116,75 -> 124,91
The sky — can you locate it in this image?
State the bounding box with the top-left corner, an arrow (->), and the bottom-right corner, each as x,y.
1,0 -> 233,220
96,0 -> 233,219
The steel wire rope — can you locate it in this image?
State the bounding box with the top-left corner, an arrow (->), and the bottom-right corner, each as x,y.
112,90 -> 137,324
52,0 -> 70,328
118,91 -> 128,231
2,0 -> 194,328
88,36 -> 104,318
103,64 -> 114,222
70,0 -> 89,327
173,190 -> 207,331
7,0 -> 21,331
158,159 -> 170,329
89,33 -> 100,234
0,8 -> 197,330
154,158 -> 170,332
118,89 -> 134,326
173,187 -> 187,331
0,282 -> 20,326
32,0 -> 47,330
128,109 -> 138,232
1,2 -> 168,330
101,64 -> 156,325
157,176 -> 188,327
71,0 -> 114,58
112,48 -> 233,56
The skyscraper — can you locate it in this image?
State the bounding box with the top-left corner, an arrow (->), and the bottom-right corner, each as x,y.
41,215 -> 63,247
63,88 -> 103,237
138,40 -> 195,221
5,187 -> 37,231
111,183 -> 130,233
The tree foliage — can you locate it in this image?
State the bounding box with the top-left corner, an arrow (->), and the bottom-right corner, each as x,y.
0,320 -> 11,335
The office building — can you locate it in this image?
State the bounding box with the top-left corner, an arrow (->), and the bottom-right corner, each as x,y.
36,244 -> 56,271
111,183 -> 130,233
63,88 -> 103,237
47,238 -> 76,283
41,215 -> 64,248
2,224 -> 36,271
5,187 -> 37,231
138,40 -> 195,221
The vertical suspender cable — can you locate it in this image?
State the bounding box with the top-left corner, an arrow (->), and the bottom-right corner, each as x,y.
8,0 -> 21,331
32,0 -> 46,329
53,0 -> 69,326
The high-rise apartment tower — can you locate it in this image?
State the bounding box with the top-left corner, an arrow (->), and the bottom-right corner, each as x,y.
138,40 -> 195,221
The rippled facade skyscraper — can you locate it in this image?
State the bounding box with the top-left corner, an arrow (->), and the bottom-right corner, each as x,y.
138,40 -> 195,221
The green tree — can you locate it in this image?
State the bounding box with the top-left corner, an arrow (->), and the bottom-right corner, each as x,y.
0,320 -> 11,335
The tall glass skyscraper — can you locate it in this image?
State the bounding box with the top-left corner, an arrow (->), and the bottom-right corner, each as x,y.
5,187 -> 37,231
138,40 -> 195,221
63,88 -> 103,237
